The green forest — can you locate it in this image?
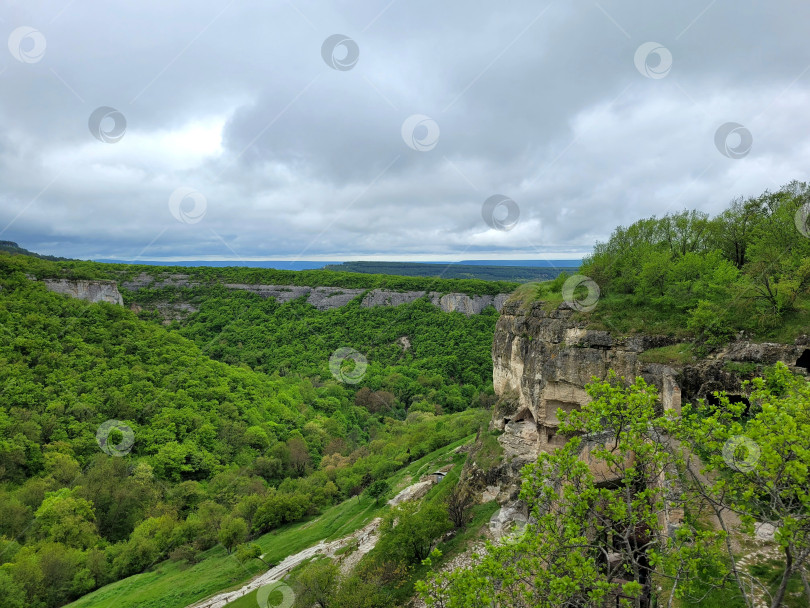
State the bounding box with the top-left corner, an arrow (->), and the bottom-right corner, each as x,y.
572,180 -> 810,345
1,180 -> 809,608
0,255 -> 495,608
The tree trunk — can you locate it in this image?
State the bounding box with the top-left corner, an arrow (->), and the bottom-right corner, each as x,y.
771,546 -> 793,608
800,567 -> 810,604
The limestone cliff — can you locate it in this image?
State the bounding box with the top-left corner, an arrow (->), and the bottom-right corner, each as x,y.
120,272 -> 509,315
465,299 -> 810,508
491,300 -> 808,464
43,279 -> 123,306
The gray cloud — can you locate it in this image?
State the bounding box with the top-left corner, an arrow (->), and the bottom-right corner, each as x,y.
1,0 -> 810,261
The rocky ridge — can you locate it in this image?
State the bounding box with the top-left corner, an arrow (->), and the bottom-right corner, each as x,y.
120,272 -> 509,315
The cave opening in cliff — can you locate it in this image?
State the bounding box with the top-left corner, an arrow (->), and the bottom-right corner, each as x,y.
512,408 -> 536,424
797,349 -> 810,371
706,393 -> 750,415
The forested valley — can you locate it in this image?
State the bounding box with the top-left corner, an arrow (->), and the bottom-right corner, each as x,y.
0,253 -> 498,608
1,181 -> 809,608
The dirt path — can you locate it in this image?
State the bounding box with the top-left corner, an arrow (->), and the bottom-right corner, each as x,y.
185,517 -> 381,608
184,473 -> 446,608
736,543 -> 783,608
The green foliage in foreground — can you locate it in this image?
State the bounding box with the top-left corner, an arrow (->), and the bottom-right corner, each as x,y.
679,363 -> 810,608
418,366 -> 810,608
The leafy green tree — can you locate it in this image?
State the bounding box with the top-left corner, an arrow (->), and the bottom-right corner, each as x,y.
76,455 -> 156,542
218,516 -> 248,554
709,196 -> 764,268
293,558 -> 340,608
680,362 -> 810,608
687,300 -> 735,347
365,480 -> 390,505
445,484 -> 473,529
235,543 -> 273,568
0,493 -> 31,539
377,501 -> 451,565
193,501 -> 227,550
0,570 -> 26,608
419,374 -> 729,607
33,488 -> 99,549
288,436 -> 312,477
111,514 -> 180,578
42,452 -> 80,486
332,573 -> 388,608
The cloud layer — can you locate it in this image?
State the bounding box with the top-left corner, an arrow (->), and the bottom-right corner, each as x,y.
2,0 -> 809,260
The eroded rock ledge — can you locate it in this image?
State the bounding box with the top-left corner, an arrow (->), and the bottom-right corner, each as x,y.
459,300 -> 809,520
490,299 -> 809,471
43,279 -> 123,305
120,272 -> 510,315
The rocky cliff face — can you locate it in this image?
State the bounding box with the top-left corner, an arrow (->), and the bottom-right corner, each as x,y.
490,299 -> 809,469
43,279 -> 123,305
120,272 -> 509,315
465,299 -> 810,510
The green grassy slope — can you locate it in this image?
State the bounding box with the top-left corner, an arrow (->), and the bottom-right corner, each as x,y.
64,436 -> 478,608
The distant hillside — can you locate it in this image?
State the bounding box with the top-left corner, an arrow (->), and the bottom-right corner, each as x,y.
324,261 -> 574,282
0,240 -> 72,261
5,254 -> 519,297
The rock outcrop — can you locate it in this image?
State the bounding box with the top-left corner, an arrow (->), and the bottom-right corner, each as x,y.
120,273 -> 509,315
43,279 -> 123,305
453,299 -> 810,543
489,299 -> 809,473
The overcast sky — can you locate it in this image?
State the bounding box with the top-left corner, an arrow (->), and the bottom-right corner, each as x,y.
1,1 -> 809,261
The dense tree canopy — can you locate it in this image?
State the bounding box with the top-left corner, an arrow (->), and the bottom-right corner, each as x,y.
0,257 -> 489,608
419,367 -> 810,608
578,181 -> 810,344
